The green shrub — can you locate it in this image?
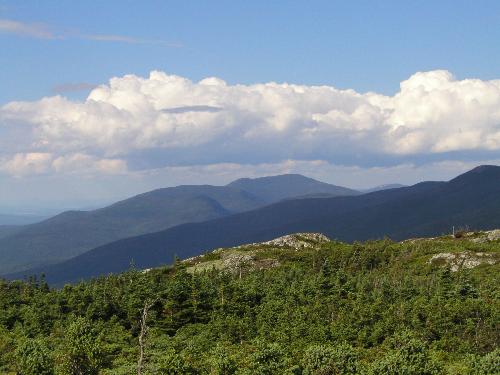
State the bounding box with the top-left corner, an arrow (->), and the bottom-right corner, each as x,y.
247,342 -> 290,375
15,338 -> 54,375
302,343 -> 360,374
56,317 -> 104,375
370,331 -> 443,375
208,343 -> 237,374
468,348 -> 500,375
155,348 -> 196,374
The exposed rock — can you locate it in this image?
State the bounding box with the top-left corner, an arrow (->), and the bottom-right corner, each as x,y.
402,229 -> 500,244
197,233 -> 330,257
428,251 -> 497,272
186,232 -> 329,274
402,236 -> 438,244
183,254 -> 204,263
186,249 -> 281,275
221,252 -> 254,271
471,229 -> 500,243
220,252 -> 280,275
487,229 -> 500,241
257,233 -> 330,250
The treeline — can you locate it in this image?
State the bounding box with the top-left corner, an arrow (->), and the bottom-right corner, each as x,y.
0,238 -> 498,374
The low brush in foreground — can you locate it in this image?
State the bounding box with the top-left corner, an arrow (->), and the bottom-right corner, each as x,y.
0,231 -> 498,374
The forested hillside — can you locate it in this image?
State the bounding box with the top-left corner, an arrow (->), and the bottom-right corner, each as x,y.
0,232 -> 498,374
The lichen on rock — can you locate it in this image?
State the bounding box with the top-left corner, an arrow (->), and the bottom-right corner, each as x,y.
428,251 -> 497,272
259,233 -> 331,250
470,229 -> 500,243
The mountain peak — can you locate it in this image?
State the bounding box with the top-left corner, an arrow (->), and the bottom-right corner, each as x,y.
228,174 -> 312,185
361,183 -> 406,193
465,165 -> 500,173
450,165 -> 500,184
227,174 -> 358,202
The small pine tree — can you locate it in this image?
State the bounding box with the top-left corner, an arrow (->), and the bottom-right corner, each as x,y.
209,343 -> 237,375
156,348 -> 193,374
248,342 -> 289,375
56,317 -> 104,375
302,343 -> 360,374
370,331 -> 442,375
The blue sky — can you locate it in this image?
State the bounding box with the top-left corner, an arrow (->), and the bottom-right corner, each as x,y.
1,1 -> 500,209
2,1 -> 500,103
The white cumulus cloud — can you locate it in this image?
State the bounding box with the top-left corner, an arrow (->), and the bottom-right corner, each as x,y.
0,153 -> 53,176
0,69 -> 499,178
0,152 -> 126,177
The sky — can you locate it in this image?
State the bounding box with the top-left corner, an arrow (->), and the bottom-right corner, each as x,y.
1,1 -> 500,210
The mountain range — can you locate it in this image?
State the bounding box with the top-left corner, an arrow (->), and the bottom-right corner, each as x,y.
0,213 -> 49,226
5,165 -> 499,285
0,174 -> 357,275
360,183 -> 407,193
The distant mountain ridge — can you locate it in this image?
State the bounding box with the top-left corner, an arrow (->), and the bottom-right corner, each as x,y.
0,174 -> 355,275
10,165 -> 500,285
228,174 -> 358,201
360,183 -> 406,193
0,213 -> 48,226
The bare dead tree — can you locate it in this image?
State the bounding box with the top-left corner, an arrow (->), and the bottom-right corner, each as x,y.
137,299 -> 157,375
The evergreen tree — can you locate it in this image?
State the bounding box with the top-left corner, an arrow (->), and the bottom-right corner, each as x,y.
56,317 -> 105,375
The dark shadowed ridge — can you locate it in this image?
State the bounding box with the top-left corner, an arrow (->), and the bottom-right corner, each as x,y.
0,174 -> 356,275
7,165 -> 500,286
0,225 -> 22,239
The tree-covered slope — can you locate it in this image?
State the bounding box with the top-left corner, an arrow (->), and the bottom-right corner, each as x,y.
0,174 -> 355,275
15,165 -> 500,285
0,232 -> 498,374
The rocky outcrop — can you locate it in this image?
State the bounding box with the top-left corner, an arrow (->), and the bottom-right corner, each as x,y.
222,252 -> 280,274
471,229 -> 500,243
185,233 -> 329,274
428,251 -> 497,272
221,253 -> 254,270
257,233 -> 330,250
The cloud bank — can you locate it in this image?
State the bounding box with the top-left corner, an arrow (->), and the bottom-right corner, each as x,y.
0,69 -> 499,202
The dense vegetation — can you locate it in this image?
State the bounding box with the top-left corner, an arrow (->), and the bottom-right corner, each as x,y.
0,234 -> 498,374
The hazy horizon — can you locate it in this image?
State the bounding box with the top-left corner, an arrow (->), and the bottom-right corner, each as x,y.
0,165 -> 490,215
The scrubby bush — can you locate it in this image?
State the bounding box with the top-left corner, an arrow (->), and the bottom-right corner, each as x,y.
369,331 -> 442,375
247,341 -> 290,374
15,338 -> 54,375
302,343 -> 360,374
56,317 -> 105,375
468,348 -> 500,375
0,238 -> 497,373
